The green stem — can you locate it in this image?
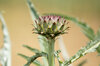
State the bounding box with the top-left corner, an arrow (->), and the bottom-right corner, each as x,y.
47,38 -> 55,66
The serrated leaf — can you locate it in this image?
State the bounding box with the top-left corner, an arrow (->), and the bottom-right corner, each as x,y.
18,53 -> 42,66
54,50 -> 63,66
63,39 -> 100,66
23,45 -> 40,53
24,52 -> 47,66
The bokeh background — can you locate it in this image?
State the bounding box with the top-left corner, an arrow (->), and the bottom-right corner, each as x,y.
0,0 -> 100,66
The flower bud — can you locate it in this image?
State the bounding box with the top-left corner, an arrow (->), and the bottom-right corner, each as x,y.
33,15 -> 69,38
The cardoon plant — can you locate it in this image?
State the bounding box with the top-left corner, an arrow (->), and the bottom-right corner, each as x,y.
33,15 -> 69,66
18,0 -> 100,66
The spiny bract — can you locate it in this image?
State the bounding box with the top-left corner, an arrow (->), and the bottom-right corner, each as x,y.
33,15 -> 69,38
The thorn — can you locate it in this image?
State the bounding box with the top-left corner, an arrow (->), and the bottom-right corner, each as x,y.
44,20 -> 46,23
53,22 -> 56,25
57,18 -> 60,22
49,18 -> 51,21
35,20 -> 37,24
64,20 -> 66,23
39,17 -> 41,21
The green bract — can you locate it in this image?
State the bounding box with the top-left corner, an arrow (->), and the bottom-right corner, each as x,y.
33,15 -> 69,38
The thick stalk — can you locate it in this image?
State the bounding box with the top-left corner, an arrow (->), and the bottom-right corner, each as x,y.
47,38 -> 55,66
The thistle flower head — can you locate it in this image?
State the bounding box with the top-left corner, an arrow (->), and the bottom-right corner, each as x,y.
33,15 -> 69,38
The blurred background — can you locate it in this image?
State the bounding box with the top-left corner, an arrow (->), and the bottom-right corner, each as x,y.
0,0 -> 100,66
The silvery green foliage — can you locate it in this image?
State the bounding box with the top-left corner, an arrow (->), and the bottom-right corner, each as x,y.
18,0 -> 100,66
26,1 -> 71,66
18,45 -> 42,66
54,50 -> 63,65
26,0 -> 39,21
19,36 -> 100,66
26,0 -> 71,66
24,52 -> 47,66
0,13 -> 11,66
18,53 -> 42,66
63,39 -> 100,66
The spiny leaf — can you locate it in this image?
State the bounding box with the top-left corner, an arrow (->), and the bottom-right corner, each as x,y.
27,0 -> 39,20
23,45 -> 40,53
18,53 -> 42,66
18,53 -> 29,59
63,39 -> 100,66
24,52 -> 47,66
54,50 -> 63,66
